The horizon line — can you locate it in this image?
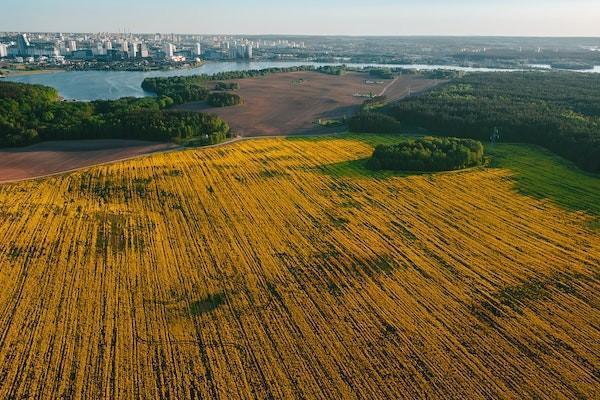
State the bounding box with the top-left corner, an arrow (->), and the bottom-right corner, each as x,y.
2,32 -> 600,39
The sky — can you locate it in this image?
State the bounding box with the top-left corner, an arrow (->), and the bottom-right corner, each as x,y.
2,0 -> 600,36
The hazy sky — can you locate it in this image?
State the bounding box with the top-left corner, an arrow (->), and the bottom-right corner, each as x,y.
3,0 -> 600,36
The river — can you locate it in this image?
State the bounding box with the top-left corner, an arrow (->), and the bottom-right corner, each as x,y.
5,61 -> 600,101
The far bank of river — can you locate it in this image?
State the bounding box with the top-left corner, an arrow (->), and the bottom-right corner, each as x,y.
1,68 -> 65,77
5,61 -> 600,101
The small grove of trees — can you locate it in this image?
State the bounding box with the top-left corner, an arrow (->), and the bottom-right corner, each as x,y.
316,65 -> 346,75
348,112 -> 401,134
0,81 -> 230,147
368,137 -> 485,172
361,95 -> 387,111
368,68 -> 394,79
142,77 -> 209,104
207,92 -> 242,107
420,69 -> 465,80
215,82 -> 240,91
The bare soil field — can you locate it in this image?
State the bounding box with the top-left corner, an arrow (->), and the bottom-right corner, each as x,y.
0,140 -> 179,183
174,71 -> 440,136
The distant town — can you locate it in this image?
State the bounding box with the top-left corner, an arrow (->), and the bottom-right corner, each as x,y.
1,33 -> 599,73
0,32 -> 313,72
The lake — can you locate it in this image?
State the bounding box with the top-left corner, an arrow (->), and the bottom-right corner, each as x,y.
5,61 -> 600,101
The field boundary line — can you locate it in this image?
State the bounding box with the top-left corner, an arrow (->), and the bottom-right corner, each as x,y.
0,145 -> 184,185
0,135 -> 303,185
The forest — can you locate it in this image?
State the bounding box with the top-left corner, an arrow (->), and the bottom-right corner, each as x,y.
368,137 -> 485,171
388,71 -> 600,172
0,81 -> 230,147
348,111 -> 402,134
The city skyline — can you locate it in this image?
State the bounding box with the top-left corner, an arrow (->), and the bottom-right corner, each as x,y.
2,0 -> 600,37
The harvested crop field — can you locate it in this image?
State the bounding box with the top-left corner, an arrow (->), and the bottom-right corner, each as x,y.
174,71 -> 440,136
0,136 -> 598,399
0,139 -> 179,183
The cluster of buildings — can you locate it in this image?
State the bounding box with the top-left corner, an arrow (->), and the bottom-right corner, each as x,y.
0,32 -> 315,66
0,33 -> 204,64
202,37 -> 305,60
202,38 -> 253,61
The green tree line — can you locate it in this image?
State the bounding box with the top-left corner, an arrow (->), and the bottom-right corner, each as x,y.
0,81 -> 230,147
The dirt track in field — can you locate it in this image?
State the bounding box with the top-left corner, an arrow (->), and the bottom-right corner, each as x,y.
173,71 -> 441,136
0,140 -> 180,183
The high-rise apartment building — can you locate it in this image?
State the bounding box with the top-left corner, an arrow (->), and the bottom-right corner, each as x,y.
128,42 -> 137,58
17,34 -> 30,56
163,43 -> 175,58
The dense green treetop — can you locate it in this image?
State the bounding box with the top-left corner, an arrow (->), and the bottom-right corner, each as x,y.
369,137 -> 485,172
348,111 -> 401,134
207,92 -> 242,107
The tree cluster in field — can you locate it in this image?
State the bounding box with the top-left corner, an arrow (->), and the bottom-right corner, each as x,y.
141,76 -> 210,104
368,68 -> 395,79
418,69 -> 465,80
348,111 -> 402,134
368,137 -> 485,172
316,65 -> 346,75
389,72 -> 600,172
361,95 -> 387,111
214,82 -> 240,91
207,92 -> 242,107
0,81 -> 230,147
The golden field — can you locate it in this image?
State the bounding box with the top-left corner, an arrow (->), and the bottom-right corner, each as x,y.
0,136 -> 598,399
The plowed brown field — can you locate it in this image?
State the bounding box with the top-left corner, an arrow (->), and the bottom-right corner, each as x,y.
0,137 -> 598,399
174,72 -> 439,136
0,140 -> 179,183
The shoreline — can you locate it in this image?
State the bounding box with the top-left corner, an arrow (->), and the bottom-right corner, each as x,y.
1,68 -> 65,77
0,61 -> 207,78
